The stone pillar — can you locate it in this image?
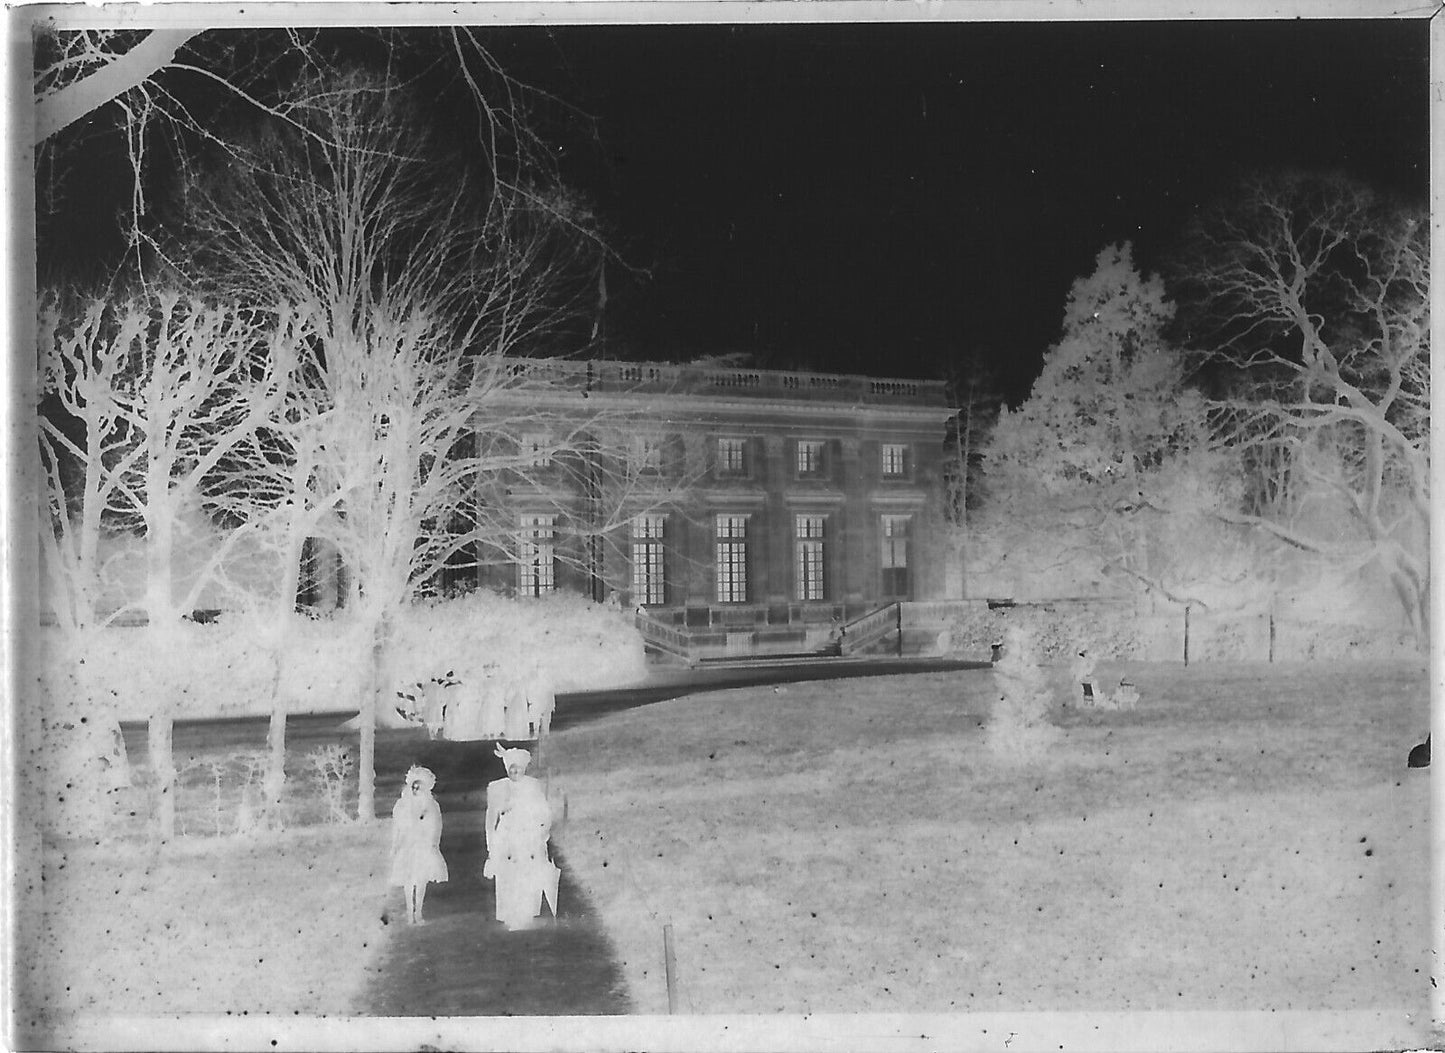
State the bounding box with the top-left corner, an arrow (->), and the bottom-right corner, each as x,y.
761,435 -> 789,610
838,438 -> 867,607
679,433 -> 712,610
684,507 -> 712,608
682,432 -> 709,480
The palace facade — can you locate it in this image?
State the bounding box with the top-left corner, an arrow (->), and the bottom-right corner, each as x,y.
466,360 -> 956,659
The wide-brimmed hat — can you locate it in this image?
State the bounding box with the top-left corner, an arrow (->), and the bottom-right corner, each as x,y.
494,743 -> 532,771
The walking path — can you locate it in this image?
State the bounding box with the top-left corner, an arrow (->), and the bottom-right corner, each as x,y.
357,747 -> 630,1016
114,656 -> 985,1016
355,655 -> 986,1016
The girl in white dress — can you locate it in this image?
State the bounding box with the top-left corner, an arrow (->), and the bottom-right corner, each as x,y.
390,765 -> 449,925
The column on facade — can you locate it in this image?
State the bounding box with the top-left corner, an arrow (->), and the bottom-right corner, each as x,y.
837,437 -> 868,613
761,434 -> 790,619
680,433 -> 712,610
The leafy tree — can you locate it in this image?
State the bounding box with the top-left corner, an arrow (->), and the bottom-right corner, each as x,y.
980,243 -> 1239,603
1172,173 -> 1428,643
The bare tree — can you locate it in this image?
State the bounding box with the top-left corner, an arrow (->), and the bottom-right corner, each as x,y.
37,294 -> 147,631
33,27 -> 203,144
37,290 -> 301,838
167,69 -> 618,820
939,353 -> 1001,597
1174,173 -> 1429,643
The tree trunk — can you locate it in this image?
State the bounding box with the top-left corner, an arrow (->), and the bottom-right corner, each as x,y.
262,535 -> 306,826
358,618 -> 385,823
148,708 -> 175,842
35,29 -> 202,143
263,662 -> 287,827
142,492 -> 178,842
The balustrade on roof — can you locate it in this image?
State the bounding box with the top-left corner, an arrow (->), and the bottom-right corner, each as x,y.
498,358 -> 949,407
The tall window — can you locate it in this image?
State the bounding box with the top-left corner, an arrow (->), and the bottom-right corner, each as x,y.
882,443 -> 909,478
631,514 -> 667,606
796,440 -> 825,477
518,514 -> 556,595
717,437 -> 748,477
715,514 -> 749,603
794,514 -> 827,601
881,514 -> 911,597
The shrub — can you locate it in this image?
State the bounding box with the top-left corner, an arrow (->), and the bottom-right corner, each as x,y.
388,590 -> 647,694
302,745 -> 355,826
984,624 -> 1061,763
36,591 -> 648,725
176,749 -> 269,837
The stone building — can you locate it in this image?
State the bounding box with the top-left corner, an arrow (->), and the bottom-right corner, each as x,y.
467,359 -> 956,659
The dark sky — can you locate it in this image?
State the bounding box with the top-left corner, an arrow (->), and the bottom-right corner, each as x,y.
476,19 -> 1428,398
38,18 -> 1429,401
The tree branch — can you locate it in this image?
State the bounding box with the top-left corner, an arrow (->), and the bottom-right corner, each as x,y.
35,28 -> 201,144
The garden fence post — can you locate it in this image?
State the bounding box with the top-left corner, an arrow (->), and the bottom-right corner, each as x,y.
1183,605 -> 1190,667
663,922 -> 678,1014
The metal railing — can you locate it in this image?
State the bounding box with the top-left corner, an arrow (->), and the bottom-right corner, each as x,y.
634,611 -> 694,664
839,602 -> 901,656
637,600 -> 952,663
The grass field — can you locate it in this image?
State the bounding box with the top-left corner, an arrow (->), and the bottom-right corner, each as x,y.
17,657 -> 1433,1050
545,659 -> 1432,1031
23,822 -> 391,1035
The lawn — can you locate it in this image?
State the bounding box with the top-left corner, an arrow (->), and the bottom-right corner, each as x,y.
545,659 -> 1432,1031
20,821 -> 392,1042
14,658 -> 1433,1051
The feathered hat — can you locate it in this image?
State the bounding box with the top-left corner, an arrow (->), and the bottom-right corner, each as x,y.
494,743 -> 532,771
404,765 -> 437,792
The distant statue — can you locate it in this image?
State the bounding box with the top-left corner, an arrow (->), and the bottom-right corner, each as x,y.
483,745 -> 560,930
1070,649 -> 1098,704
1112,677 -> 1140,709
525,661 -> 556,739
473,664 -> 508,739
389,766 -> 449,925
501,673 -> 532,741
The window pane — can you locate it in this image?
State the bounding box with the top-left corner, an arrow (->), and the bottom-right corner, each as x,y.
880,514 -> 909,596
794,515 -> 826,601
718,438 -> 747,475
882,443 -> 907,476
715,514 -> 748,602
631,515 -> 666,605
881,515 -> 910,568
796,440 -> 824,475
518,514 -> 556,595
522,432 -> 551,468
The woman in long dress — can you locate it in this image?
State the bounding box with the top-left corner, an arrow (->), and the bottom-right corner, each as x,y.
482,745 -> 559,930
390,765 -> 449,925
477,664 -> 508,738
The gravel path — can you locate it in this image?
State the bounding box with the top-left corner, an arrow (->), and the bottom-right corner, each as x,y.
358,741 -> 631,1016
